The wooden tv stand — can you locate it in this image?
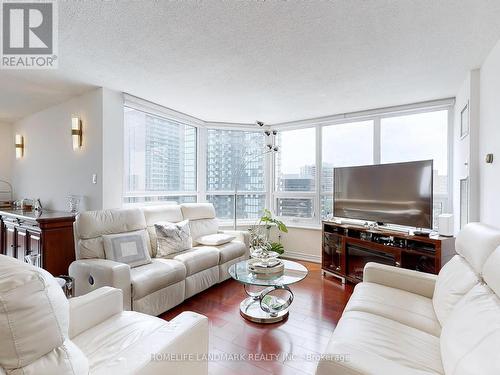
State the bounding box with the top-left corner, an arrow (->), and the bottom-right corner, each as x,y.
322,221 -> 455,284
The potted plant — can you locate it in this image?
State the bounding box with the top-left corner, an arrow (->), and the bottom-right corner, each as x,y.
249,209 -> 288,256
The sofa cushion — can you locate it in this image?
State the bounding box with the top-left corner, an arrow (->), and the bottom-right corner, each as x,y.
344,282 -> 441,336
213,241 -> 246,264
169,247 -> 220,276
440,284 -> 500,375
180,203 -> 216,220
155,220 -> 193,257
329,310 -> 443,374
482,246 -> 500,297
143,205 -> 184,257
76,208 -> 148,259
454,222 -> 500,274
77,208 -> 147,239
432,254 -> 479,326
188,219 -> 219,245
0,255 -> 89,374
103,229 -> 152,268
130,259 -> 186,300
197,233 -> 235,246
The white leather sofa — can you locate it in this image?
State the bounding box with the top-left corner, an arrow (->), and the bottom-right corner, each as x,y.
0,254 -> 208,375
316,222 -> 500,375
69,203 -> 249,316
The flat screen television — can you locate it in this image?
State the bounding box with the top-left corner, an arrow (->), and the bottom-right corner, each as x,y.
334,160 -> 433,229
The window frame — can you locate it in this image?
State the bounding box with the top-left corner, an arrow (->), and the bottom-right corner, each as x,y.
122,96 -> 203,207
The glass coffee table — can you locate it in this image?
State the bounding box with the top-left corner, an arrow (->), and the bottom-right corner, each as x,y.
228,259 -> 308,324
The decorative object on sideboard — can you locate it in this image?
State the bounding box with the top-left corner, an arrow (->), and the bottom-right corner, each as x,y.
485,153 -> 494,164
232,121 -> 279,230
22,198 -> 34,211
15,134 -> 24,159
0,179 -> 13,209
33,198 -> 43,212
66,195 -> 82,213
71,116 -> 83,150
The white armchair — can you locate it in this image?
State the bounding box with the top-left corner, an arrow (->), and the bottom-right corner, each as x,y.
0,255 -> 209,375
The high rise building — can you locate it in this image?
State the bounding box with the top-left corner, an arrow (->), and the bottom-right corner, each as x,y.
206,129 -> 265,219
124,108 -> 196,204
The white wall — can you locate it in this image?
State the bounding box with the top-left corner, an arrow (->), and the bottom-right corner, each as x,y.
12,89 -> 104,211
269,226 -> 322,262
102,88 -> 124,209
0,122 -> 13,183
453,70 -> 480,233
479,39 -> 500,226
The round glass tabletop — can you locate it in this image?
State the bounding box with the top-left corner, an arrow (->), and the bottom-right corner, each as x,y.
228,259 -> 308,287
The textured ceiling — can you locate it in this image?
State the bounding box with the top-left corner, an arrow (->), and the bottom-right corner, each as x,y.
1,0 -> 500,124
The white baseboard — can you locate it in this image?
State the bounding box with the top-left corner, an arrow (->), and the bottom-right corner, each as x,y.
282,250 -> 321,263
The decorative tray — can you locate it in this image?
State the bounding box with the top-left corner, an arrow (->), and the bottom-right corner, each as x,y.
247,258 -> 284,275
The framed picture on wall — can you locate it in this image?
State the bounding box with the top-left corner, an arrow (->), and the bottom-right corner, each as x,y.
460,103 -> 469,139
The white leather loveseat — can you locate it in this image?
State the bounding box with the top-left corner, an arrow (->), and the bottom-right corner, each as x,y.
69,203 -> 249,316
316,222 -> 500,375
0,254 -> 208,375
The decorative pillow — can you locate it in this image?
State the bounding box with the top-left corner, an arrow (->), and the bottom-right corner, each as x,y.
197,233 -> 235,246
155,220 -> 193,257
102,229 -> 151,268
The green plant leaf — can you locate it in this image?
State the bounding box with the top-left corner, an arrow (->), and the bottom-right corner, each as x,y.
269,242 -> 285,254
278,223 -> 288,233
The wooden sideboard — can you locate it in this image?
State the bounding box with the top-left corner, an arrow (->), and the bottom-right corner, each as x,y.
0,209 -> 76,276
322,221 -> 455,284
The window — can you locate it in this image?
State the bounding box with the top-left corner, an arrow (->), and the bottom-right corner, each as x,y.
381,110 -> 449,227
206,129 -> 265,220
321,121 -> 374,218
275,128 -> 316,192
274,128 -> 316,220
123,97 -> 452,230
123,107 -> 197,205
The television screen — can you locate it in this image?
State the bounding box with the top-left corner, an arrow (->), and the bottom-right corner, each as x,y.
334,160 -> 433,229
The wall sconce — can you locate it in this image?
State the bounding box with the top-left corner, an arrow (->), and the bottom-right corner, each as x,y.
71,116 -> 82,150
15,134 -> 24,159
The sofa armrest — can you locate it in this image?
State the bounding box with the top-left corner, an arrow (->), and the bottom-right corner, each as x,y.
69,259 -> 132,310
111,311 -> 209,375
219,229 -> 250,250
69,287 -> 123,338
363,262 -> 437,298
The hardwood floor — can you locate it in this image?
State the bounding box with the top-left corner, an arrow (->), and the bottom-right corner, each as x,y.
160,261 -> 354,375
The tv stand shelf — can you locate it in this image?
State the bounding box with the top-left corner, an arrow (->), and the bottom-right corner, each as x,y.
322,221 -> 455,284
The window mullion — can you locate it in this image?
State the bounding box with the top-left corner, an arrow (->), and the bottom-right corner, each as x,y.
374,117 -> 381,164
197,127 -> 207,202
315,124 -> 321,224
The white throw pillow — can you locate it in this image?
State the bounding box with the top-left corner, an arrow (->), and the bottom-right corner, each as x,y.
102,229 -> 152,268
197,233 -> 235,246
155,220 -> 193,257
